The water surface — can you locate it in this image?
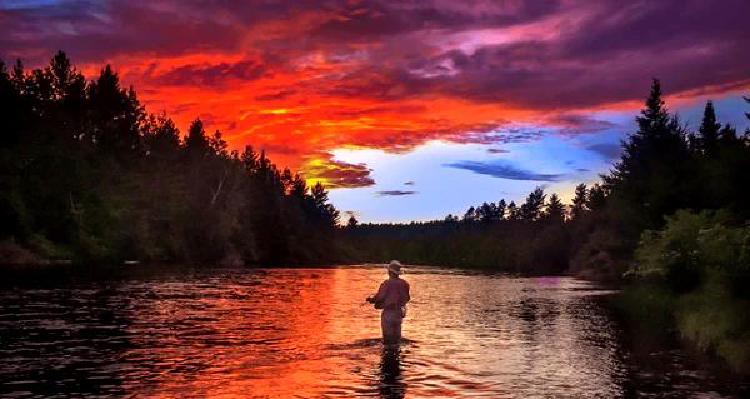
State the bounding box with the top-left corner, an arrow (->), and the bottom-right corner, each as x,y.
0,266 -> 747,398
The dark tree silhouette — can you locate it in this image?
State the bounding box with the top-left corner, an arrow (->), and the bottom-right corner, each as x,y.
520,187 -> 546,221
497,199 -> 507,220
698,101 -> 721,155
463,206 -> 476,222
586,184 -> 606,211
544,193 -> 565,223
605,79 -> 690,229
0,52 -> 341,265
570,184 -> 587,219
507,201 -> 519,220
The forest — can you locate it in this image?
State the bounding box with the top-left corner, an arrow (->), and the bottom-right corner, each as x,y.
0,51 -> 341,266
341,80 -> 750,372
2,50 -> 750,372
342,81 -> 750,278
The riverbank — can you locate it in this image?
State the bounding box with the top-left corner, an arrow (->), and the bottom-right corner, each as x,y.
613,280 -> 750,375
5,239 -> 748,377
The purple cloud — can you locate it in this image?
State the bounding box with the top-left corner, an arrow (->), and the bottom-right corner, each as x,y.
3,0 -> 748,120
445,160 -> 565,181
376,190 -> 418,196
152,60 -> 268,87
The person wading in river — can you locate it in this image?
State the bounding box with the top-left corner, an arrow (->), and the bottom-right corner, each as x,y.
366,260 -> 411,345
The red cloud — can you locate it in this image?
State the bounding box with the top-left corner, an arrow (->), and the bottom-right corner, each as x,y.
3,0 -> 748,188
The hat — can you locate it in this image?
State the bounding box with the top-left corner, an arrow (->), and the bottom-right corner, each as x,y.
387,260 -> 403,275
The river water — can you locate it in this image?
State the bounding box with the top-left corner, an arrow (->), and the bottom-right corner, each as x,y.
0,266 -> 748,398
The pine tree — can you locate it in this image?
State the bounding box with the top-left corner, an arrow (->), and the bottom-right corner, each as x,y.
49,51 -> 79,100
698,101 -> 721,155
570,184 -> 587,219
290,173 -> 307,199
185,118 -> 209,156
718,124 -> 738,145
587,184 -> 606,210
520,187 -> 546,221
87,64 -> 142,156
545,193 -> 565,222
604,79 -> 689,228
143,113 -> 180,160
311,182 -> 339,227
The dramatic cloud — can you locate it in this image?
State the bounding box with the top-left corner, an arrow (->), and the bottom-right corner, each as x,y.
376,190 -> 418,197
302,156 -> 375,189
446,160 -> 565,182
548,114 -> 619,136
151,60 -> 268,87
2,0 -> 747,189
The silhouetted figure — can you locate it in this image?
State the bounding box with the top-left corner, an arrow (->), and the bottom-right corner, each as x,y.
367,260 -> 410,345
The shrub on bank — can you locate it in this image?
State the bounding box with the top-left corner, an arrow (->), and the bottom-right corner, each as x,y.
626,209 -> 750,373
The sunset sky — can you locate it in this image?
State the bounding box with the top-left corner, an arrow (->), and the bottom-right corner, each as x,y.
2,0 -> 749,222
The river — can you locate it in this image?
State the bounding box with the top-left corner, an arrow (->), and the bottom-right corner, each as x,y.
0,266 -> 748,398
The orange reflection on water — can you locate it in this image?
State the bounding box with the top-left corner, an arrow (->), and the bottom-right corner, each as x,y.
114,267 -> 625,398
2,266 -> 749,398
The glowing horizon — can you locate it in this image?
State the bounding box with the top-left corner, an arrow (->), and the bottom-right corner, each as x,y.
3,0 -> 749,221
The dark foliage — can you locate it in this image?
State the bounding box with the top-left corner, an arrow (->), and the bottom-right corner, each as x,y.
341,80 -> 750,281
0,52 -> 340,265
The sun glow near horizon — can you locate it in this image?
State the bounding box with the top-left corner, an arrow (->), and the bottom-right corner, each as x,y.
4,0 -> 750,222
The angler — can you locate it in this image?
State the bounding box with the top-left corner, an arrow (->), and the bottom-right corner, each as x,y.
366,260 -> 411,345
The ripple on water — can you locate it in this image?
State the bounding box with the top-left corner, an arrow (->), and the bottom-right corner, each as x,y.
0,266 -> 748,398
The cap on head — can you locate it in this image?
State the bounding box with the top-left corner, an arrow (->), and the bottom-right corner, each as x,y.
387,260 -> 402,275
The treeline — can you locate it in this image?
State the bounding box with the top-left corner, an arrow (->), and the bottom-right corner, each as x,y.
341,188 -> 579,273
342,80 -> 750,371
341,185 -> 604,274
342,80 -> 750,278
0,51 -> 341,265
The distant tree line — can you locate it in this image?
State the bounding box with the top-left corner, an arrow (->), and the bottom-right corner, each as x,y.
342,80 -> 750,279
341,79 -> 750,371
0,51 -> 340,265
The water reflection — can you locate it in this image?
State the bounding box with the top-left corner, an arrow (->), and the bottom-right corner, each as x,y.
0,266 -> 748,398
378,346 -> 405,399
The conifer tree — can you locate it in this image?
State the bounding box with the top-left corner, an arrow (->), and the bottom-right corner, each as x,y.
698,101 -> 721,155
545,193 -> 565,222
520,187 -> 546,221
570,184 -> 587,219
605,79 -> 689,228
587,184 -> 606,211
